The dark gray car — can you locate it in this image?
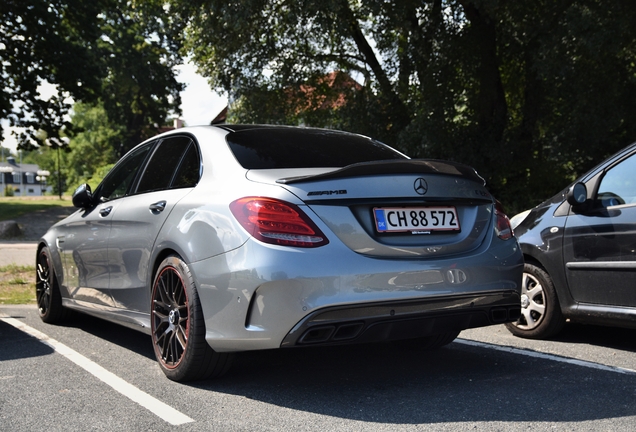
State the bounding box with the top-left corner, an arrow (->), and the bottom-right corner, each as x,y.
35,125 -> 523,381
506,141 -> 636,339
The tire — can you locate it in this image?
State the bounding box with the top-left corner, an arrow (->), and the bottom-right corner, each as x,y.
150,255 -> 233,382
505,262 -> 565,339
36,246 -> 69,323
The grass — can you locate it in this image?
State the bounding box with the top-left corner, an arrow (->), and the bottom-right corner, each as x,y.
0,196 -> 73,221
0,196 -> 71,304
0,264 -> 36,304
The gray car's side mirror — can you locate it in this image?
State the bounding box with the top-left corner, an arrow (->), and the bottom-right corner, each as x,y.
72,183 -> 94,208
566,182 -> 587,206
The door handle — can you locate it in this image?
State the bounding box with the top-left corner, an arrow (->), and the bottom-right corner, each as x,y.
149,200 -> 167,212
99,206 -> 113,217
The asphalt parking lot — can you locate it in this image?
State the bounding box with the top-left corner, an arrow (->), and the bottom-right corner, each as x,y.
2,303 -> 636,431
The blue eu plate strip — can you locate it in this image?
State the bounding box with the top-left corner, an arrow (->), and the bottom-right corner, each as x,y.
374,209 -> 387,231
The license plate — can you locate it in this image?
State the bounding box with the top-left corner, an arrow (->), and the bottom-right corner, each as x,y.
373,206 -> 460,233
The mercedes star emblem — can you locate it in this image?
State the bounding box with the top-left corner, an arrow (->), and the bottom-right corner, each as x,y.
414,178 -> 428,195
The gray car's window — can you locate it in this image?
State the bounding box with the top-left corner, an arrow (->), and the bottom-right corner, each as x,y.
597,152 -> 636,206
226,128 -> 406,169
136,136 -> 198,193
171,142 -> 200,188
98,143 -> 152,201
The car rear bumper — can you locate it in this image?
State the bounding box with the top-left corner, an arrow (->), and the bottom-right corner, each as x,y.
281,291 -> 521,347
191,236 -> 523,352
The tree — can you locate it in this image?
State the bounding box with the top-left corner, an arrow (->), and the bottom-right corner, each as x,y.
60,102 -> 118,191
99,0 -> 185,157
1,0 -> 104,147
1,0 -> 184,158
20,102 -> 120,195
170,0 -> 636,212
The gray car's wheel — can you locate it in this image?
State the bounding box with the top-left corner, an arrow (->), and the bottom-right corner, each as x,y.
36,246 -> 68,323
151,255 -> 233,381
505,263 -> 565,339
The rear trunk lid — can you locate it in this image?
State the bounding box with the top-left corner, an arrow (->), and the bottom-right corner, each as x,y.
247,160 -> 495,258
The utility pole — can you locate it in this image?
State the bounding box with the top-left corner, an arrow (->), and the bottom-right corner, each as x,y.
57,146 -> 62,200
19,150 -> 23,196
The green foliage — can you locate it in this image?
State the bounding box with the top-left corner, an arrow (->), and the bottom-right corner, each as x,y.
99,0 -> 185,157
170,0 -> 636,214
0,0 -> 104,146
6,0 -> 634,213
19,102 -> 119,195
3,186 -> 14,197
2,0 -> 184,158
87,164 -> 116,193
61,103 -> 118,191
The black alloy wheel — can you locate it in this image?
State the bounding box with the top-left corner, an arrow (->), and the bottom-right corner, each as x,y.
35,246 -> 67,323
151,255 -> 232,381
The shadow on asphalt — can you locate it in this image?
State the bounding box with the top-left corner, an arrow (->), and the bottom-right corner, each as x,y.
0,318 -> 55,361
551,322 -> 636,352
50,312 -> 156,361
5,309 -> 636,426
196,331 -> 636,425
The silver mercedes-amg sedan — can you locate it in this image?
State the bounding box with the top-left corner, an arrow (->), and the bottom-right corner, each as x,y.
36,124 -> 522,381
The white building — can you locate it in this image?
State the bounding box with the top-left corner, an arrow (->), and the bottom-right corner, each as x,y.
0,156 -> 52,196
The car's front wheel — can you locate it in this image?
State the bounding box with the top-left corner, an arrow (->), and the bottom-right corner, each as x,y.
36,246 -> 69,323
151,255 -> 233,381
505,263 -> 565,339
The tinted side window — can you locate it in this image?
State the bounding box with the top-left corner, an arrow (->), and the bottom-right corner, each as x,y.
136,136 -> 194,193
597,153 -> 636,206
172,142 -> 201,188
98,143 -> 152,201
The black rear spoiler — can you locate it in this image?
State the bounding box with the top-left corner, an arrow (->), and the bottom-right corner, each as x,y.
277,159 -> 485,186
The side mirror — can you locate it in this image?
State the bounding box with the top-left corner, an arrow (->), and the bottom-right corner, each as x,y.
566,182 -> 587,206
72,183 -> 94,208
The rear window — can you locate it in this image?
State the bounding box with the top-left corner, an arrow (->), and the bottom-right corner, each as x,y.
226,128 -> 406,169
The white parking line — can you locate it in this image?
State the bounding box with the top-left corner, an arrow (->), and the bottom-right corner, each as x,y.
2,317 -> 194,426
456,338 -> 636,375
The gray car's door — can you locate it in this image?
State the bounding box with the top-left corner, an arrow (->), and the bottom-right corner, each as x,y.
57,201 -> 119,306
107,136 -> 201,312
563,151 -> 636,307
60,142 -> 153,306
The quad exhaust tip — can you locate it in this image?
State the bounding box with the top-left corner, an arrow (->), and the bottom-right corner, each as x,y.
491,306 -> 521,323
298,322 -> 365,344
296,306 -> 522,345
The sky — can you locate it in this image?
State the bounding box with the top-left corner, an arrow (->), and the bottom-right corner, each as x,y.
0,60 -> 228,154
174,60 -> 228,127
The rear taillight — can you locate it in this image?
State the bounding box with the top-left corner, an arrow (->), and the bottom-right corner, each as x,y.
230,197 -> 329,247
494,201 -> 514,240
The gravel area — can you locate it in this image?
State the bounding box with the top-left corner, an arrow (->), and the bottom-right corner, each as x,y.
5,205 -> 76,242
0,205 -> 76,266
